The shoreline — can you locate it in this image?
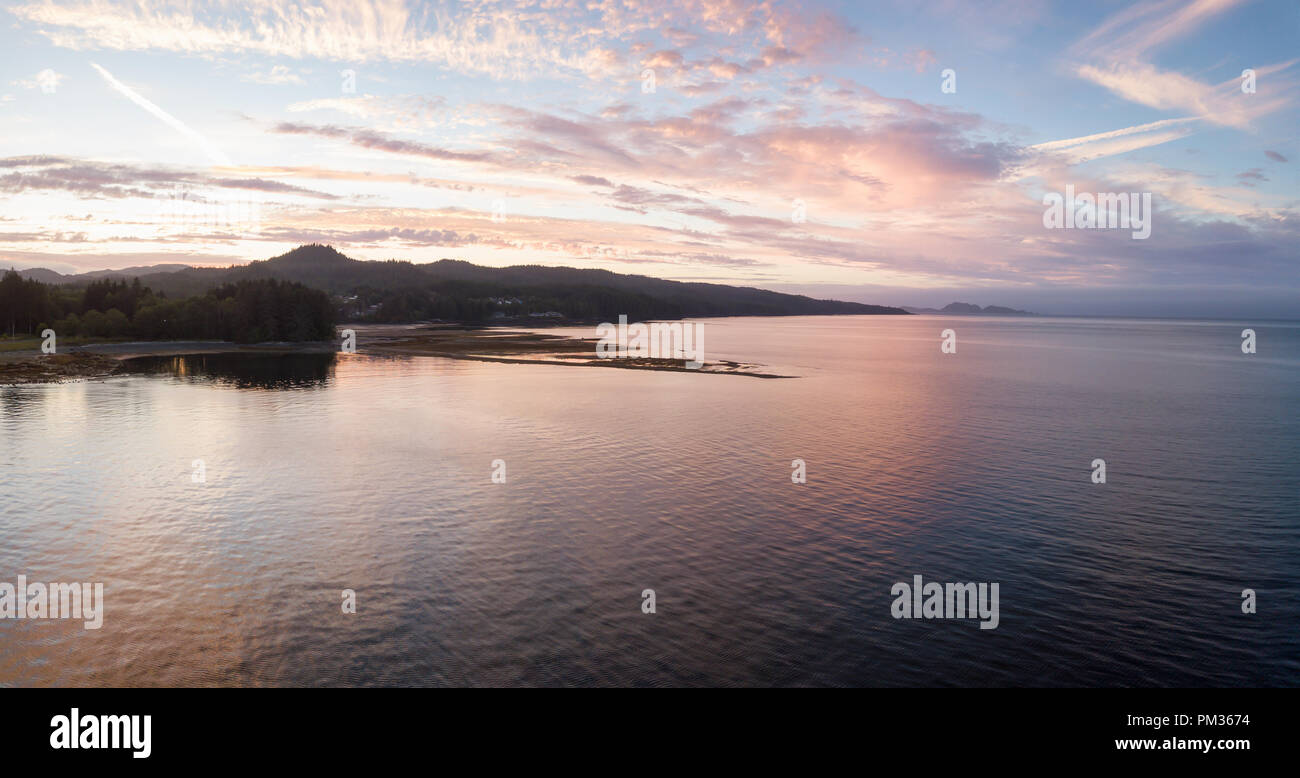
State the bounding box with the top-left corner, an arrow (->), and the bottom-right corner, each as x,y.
0,323 -> 792,385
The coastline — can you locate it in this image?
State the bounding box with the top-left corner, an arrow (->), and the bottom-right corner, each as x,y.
0,322 -> 792,385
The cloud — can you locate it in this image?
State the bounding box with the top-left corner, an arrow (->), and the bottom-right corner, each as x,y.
610,184 -> 707,211
570,175 -> 614,188
0,156 -> 340,200
1073,60 -> 1294,129
758,46 -> 802,67
1235,168 -> 1267,187
1265,150 -> 1288,163
13,68 -> 64,91
287,94 -> 449,131
762,6 -> 863,60
259,226 -> 493,247
241,65 -> 303,85
1069,1 -> 1295,129
209,178 -> 340,199
1071,0 -> 1245,62
9,0 -> 868,84
642,50 -> 685,70
271,122 -> 491,163
9,0 -> 641,80
679,81 -> 729,96
704,59 -> 748,79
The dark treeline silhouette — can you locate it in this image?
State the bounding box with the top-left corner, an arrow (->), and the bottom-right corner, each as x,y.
352,280 -> 666,323
0,269 -> 334,343
28,245 -> 909,323
0,270 -> 56,336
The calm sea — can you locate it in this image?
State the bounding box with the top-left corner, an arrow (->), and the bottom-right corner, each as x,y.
1,315 -> 1297,686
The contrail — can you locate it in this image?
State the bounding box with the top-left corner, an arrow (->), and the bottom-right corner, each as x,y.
1031,117 -> 1199,152
90,62 -> 231,166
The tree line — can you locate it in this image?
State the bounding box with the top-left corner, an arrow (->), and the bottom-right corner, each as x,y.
0,270 -> 335,343
349,281 -> 670,323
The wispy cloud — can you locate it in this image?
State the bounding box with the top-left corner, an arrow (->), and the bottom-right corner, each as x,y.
0,155 -> 339,199
12,68 -> 64,91
12,0 -> 622,80
1069,0 -> 1296,128
240,65 -> 304,86
271,122 -> 492,163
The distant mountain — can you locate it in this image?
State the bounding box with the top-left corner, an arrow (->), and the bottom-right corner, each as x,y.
904,302 -> 1036,315
14,268 -> 66,284
979,305 -> 1035,315
14,264 -> 191,284
79,264 -> 193,280
15,245 -> 910,322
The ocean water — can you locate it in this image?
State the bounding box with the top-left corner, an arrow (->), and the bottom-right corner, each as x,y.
1,315 -> 1297,687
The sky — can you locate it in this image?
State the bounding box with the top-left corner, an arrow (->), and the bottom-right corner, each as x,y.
0,0 -> 1296,317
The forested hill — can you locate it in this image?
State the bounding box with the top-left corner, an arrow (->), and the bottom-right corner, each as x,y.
17,245 -> 911,322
